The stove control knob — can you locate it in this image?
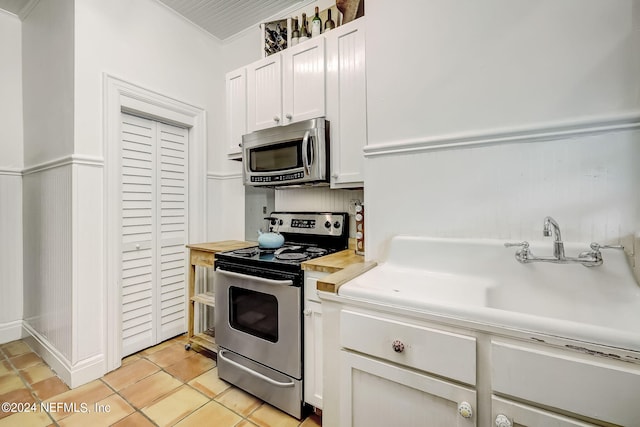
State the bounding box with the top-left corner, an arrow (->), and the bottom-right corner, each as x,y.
333,221 -> 341,229
324,221 -> 332,229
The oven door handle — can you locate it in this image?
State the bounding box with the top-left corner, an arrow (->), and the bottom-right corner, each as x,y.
216,268 -> 294,286
218,349 -> 295,388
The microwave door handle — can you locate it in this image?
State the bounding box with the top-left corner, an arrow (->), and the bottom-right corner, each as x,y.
302,130 -> 312,175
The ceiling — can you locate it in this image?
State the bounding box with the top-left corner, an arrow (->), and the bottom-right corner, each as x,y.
0,0 -> 306,40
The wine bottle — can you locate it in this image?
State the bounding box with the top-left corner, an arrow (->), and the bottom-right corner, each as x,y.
311,6 -> 321,37
291,17 -> 299,46
299,13 -> 309,42
324,9 -> 335,31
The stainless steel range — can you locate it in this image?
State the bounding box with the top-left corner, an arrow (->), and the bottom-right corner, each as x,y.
214,212 -> 349,419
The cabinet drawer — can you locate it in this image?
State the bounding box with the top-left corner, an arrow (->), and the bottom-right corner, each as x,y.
492,340 -> 640,426
340,310 -> 476,385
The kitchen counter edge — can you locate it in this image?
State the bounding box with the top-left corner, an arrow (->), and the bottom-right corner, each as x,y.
302,250 -> 377,293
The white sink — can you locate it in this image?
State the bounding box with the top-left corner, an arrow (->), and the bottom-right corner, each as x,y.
339,236 -> 640,351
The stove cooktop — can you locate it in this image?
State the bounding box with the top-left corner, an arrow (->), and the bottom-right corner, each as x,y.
219,244 -> 335,265
215,212 -> 349,272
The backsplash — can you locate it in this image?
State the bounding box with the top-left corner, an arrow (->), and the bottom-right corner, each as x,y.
275,187 -> 364,238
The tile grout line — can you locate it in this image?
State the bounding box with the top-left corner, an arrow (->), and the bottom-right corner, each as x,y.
1,343 -> 60,427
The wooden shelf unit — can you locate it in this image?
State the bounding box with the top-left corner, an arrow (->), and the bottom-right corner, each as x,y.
185,241 -> 257,354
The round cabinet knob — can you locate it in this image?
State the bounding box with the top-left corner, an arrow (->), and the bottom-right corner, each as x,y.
495,414 -> 512,427
303,309 -> 311,316
324,221 -> 332,229
457,402 -> 473,419
273,116 -> 280,122
333,221 -> 341,229
391,340 -> 405,353
331,173 -> 338,179
285,113 -> 293,120
135,244 -> 140,250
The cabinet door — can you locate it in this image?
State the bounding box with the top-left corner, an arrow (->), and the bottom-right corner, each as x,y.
282,37 -> 325,126
341,351 -> 476,427
491,396 -> 598,427
225,67 -> 246,160
247,54 -> 282,132
326,19 -> 367,188
304,299 -> 323,409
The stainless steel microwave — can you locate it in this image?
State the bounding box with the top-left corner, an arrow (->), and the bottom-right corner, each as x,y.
242,118 -> 329,187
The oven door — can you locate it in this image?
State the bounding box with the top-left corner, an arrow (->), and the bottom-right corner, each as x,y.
214,268 -> 301,379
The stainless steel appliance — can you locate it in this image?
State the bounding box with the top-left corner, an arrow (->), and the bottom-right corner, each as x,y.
215,212 -> 349,419
242,118 -> 330,187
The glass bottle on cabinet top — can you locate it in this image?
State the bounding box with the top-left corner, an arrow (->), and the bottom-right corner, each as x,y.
291,17 -> 300,46
324,9 -> 335,32
300,13 -> 309,42
311,6 -> 322,37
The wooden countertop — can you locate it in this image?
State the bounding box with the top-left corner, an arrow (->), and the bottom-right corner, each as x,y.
302,249 -> 377,293
186,240 -> 257,253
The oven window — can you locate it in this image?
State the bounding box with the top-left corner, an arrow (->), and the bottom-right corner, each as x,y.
250,140 -> 302,172
229,286 -> 278,343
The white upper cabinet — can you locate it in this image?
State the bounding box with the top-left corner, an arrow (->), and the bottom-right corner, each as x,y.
225,67 -> 247,160
247,37 -> 325,133
282,37 -> 326,125
247,54 -> 283,132
325,18 -> 366,188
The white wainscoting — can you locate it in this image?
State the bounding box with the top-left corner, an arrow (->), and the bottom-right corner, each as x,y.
364,122 -> 640,269
22,156 -> 106,387
23,163 -> 73,360
0,171 -> 23,344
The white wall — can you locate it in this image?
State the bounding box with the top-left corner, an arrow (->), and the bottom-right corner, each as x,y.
22,0 -> 74,167
366,0 -> 640,147
0,11 -> 23,344
364,0 -> 640,266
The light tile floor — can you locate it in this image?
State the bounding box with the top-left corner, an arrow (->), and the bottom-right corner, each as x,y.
0,335 -> 322,427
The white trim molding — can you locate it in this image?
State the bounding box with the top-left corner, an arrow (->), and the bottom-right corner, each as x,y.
0,320 -> 24,343
364,110 -> 640,157
23,322 -> 104,388
103,73 -> 207,373
22,155 -> 104,175
0,168 -> 22,176
207,171 -> 243,180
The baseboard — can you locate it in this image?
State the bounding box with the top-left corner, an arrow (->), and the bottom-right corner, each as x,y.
22,323 -> 106,388
0,320 -> 26,344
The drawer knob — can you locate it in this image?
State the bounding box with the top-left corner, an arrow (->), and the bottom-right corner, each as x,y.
458,402 -> 473,419
303,309 -> 311,316
495,414 -> 512,427
391,340 -> 405,353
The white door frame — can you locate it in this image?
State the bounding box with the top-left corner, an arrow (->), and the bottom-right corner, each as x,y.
103,74 -> 207,372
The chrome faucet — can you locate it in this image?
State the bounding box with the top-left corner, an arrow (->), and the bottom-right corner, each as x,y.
505,216 -> 624,267
543,216 -> 565,259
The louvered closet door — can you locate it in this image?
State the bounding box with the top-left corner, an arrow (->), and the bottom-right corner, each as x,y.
120,113 -> 188,357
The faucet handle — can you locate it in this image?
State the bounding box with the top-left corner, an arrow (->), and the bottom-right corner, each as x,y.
504,241 -> 530,249
589,242 -> 624,251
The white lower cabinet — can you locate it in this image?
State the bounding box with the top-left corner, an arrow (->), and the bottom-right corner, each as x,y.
340,350 -> 477,426
491,396 -> 597,427
323,300 -> 640,427
304,271 -> 328,410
